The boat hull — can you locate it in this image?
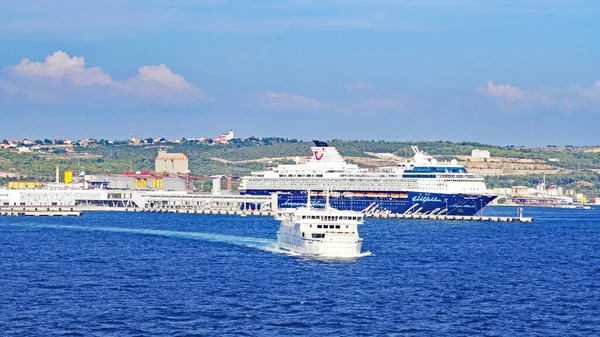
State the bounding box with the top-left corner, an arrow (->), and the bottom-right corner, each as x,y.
244,190 -> 496,216
277,230 -> 363,258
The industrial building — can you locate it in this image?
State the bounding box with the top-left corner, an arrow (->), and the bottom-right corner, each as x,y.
155,150 -> 189,173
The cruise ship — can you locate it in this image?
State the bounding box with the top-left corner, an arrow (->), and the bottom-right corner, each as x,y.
240,141 -> 496,216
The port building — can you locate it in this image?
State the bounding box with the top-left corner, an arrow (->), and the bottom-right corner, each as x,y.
155,150 -> 188,174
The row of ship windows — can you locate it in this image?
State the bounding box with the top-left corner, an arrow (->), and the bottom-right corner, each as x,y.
250,178 -> 478,183
252,180 -> 421,185
314,224 -> 344,229
251,175 -> 478,180
301,215 -> 360,221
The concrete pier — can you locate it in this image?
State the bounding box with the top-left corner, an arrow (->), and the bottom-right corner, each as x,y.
0,206 -> 83,217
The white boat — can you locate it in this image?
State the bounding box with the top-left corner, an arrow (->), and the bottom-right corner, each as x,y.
275,194 -> 365,258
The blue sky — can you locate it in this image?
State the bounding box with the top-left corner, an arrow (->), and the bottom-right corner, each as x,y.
0,0 -> 599,145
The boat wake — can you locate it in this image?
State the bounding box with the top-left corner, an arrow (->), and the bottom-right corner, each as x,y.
5,223 -> 372,260
7,223 -> 278,252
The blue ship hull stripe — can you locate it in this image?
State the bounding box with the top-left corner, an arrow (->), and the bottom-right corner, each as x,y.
241,190 -> 496,216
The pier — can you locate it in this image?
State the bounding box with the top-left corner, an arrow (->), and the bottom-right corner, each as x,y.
0,206 -> 83,217
72,191 -> 535,222
1,190 -> 533,222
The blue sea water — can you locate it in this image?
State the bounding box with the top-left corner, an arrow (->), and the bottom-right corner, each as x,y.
1,207 -> 599,336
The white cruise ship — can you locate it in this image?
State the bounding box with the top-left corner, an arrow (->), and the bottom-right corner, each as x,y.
241,141 -> 496,216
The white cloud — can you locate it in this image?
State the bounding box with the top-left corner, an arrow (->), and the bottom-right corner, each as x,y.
120,64 -> 205,102
477,80 -> 600,111
11,51 -> 114,86
1,50 -> 204,103
345,81 -> 374,91
477,81 -> 524,100
136,64 -> 192,90
258,90 -> 325,111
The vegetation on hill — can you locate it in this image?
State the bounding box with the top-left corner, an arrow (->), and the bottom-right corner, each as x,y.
1,138 -> 599,197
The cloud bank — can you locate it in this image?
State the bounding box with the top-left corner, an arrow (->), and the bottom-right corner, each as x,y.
1,51 -> 204,103
478,80 -> 600,111
255,89 -> 407,114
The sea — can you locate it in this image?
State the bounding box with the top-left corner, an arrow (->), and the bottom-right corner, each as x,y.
1,206 -> 599,336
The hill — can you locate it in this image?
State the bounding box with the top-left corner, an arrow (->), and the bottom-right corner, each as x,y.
1,138 -> 599,197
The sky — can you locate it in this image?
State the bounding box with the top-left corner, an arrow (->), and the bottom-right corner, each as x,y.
0,0 -> 599,145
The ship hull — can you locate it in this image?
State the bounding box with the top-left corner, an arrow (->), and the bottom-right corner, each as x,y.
243,190 -> 496,216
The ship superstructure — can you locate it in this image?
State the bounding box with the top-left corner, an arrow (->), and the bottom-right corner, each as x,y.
240,141 -> 496,215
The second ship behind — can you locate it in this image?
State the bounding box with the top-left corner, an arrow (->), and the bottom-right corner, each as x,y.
240,141 -> 496,216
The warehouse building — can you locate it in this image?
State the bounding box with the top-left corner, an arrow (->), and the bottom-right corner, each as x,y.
155,150 -> 188,174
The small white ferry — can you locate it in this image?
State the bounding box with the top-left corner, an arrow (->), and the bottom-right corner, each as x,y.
275,194 -> 365,258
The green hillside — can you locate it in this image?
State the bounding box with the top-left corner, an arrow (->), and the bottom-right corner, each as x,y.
1,138 -> 599,197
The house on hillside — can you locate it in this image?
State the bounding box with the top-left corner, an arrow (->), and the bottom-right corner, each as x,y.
212,129 -> 234,144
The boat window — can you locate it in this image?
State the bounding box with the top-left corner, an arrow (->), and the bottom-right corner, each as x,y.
310,225 -> 312,228
346,225 -> 348,229
335,225 -> 340,229
302,232 -> 305,237
311,233 -> 324,238
317,225 -> 322,228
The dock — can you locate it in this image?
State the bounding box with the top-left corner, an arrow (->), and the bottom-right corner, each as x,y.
365,213 -> 533,222
0,207 -> 83,217
1,190 -> 533,222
